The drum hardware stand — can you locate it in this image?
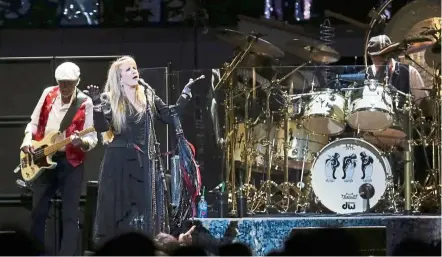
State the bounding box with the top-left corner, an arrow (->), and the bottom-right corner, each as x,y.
415,64 -> 442,210
222,75 -> 238,215
238,88 -> 260,216
377,147 -> 401,213
271,66 -> 309,213
396,92 -> 421,213
377,145 -> 399,213
295,138 -> 313,213
276,93 -> 302,213
253,87 -> 279,214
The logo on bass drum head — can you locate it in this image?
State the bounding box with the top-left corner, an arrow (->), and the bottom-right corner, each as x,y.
342,202 -> 356,210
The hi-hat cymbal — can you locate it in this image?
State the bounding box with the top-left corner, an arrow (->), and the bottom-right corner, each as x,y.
215,29 -> 285,59
285,38 -> 340,64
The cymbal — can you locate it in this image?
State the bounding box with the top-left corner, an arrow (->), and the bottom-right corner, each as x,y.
285,38 -> 340,64
215,29 -> 285,59
377,37 -> 436,56
384,0 -> 441,85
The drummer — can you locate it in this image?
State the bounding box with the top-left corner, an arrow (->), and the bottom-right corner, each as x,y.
366,34 -> 430,113
366,34 -> 431,184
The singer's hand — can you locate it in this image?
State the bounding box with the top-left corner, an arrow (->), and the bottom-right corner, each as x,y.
182,78 -> 194,95
86,85 -> 101,105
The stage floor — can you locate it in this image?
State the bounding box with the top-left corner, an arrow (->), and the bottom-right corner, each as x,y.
198,214 -> 441,255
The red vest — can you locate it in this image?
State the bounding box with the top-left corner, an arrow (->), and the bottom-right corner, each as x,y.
33,86 -> 87,167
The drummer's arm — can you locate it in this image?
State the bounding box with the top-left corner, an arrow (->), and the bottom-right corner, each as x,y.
409,66 -> 431,116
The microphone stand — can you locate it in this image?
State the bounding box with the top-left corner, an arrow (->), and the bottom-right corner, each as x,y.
144,88 -> 171,234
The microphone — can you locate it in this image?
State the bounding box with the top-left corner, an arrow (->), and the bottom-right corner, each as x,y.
175,75 -> 205,106
359,183 -> 375,213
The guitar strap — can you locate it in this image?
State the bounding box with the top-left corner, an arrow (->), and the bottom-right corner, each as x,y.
59,88 -> 87,133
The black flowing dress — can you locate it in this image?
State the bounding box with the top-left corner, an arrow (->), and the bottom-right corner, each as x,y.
92,94 -> 190,245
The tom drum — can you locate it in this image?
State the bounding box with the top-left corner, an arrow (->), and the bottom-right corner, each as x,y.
276,120 -> 329,170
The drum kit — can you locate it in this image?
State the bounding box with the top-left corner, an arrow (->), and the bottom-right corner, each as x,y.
212,17 -> 441,216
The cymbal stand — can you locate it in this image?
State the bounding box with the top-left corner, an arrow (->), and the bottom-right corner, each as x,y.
214,36 -> 259,91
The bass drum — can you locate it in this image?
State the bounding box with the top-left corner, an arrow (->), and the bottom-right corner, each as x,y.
310,138 -> 392,214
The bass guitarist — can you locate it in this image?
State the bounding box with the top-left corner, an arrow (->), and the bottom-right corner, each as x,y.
20,62 -> 98,255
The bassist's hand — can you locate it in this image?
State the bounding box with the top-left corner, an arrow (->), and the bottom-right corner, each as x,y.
21,145 -> 34,154
71,131 -> 84,148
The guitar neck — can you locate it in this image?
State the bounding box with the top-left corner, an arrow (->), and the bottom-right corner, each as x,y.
43,127 -> 95,155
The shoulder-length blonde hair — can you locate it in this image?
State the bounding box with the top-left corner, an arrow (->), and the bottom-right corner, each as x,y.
104,55 -> 154,135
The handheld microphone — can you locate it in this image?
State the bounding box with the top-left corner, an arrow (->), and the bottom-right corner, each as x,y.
190,74 -> 206,84
176,75 -> 206,106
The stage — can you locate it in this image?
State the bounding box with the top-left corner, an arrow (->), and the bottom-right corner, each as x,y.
198,214 -> 441,255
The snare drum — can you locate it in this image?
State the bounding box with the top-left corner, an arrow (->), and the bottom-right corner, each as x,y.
311,138 -> 392,214
347,80 -> 394,131
303,89 -> 346,136
276,120 -> 329,170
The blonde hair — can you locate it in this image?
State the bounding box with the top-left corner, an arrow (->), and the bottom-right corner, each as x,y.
103,56 -> 155,136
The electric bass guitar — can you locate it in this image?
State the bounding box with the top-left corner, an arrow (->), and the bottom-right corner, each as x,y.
19,127 -> 95,182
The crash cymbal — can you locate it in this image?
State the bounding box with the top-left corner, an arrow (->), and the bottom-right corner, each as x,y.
385,0 -> 441,86
285,38 -> 340,64
215,29 -> 285,59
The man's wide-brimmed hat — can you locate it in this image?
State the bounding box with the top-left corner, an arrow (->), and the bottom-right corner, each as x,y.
367,34 -> 393,56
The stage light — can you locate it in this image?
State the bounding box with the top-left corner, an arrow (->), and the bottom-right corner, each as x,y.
59,0 -> 100,26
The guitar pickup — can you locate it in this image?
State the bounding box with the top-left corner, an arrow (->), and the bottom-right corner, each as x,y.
21,158 -> 27,168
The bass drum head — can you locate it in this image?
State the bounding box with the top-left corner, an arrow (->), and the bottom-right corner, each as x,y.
311,138 -> 391,214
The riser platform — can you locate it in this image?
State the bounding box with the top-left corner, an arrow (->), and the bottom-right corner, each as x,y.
198,214 -> 441,255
